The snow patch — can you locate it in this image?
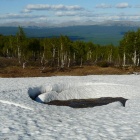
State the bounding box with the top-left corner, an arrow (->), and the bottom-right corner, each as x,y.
125,99 -> 140,108
99,101 -> 124,108
1,76 -> 140,139
28,82 -> 94,100
35,91 -> 58,103
0,100 -> 33,110
33,82 -> 139,103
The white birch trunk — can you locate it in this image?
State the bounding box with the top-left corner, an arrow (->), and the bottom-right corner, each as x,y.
53,48 -> 55,58
60,43 -> 64,68
18,46 -> 21,64
89,50 -> 92,60
68,58 -> 70,68
58,50 -> 60,67
22,62 -> 26,69
133,50 -> 137,66
123,52 -> 126,66
137,56 -> 139,66
6,49 -> 9,58
41,52 -> 45,65
87,52 -> 89,60
108,54 -> 112,63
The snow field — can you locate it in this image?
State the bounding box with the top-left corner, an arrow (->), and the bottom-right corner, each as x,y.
0,75 -> 140,139
31,82 -> 140,103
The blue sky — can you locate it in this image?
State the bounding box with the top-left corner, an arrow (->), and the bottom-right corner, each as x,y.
1,0 -> 140,26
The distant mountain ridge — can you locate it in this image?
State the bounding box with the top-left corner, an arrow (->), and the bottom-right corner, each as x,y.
1,20 -> 140,28
0,24 -> 138,46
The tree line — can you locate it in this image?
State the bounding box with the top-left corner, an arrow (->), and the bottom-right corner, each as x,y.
0,26 -> 140,68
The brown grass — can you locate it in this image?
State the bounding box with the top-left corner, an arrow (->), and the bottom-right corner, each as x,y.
0,57 -> 139,77
0,65 -> 135,78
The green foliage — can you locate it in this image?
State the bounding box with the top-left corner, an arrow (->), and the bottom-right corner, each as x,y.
0,27 -> 140,67
119,29 -> 140,66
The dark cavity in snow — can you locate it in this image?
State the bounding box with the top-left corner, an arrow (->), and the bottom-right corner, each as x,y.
45,97 -> 128,108
28,87 -> 128,108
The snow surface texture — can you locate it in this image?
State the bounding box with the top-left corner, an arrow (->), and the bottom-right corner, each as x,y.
0,75 -> 140,140
34,82 -> 140,103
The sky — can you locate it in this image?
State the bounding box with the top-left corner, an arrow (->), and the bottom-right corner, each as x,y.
1,0 -> 140,27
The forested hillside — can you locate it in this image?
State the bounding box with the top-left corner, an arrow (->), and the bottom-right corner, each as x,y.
0,26 -> 140,70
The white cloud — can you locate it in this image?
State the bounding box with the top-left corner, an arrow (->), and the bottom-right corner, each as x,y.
1,2 -> 140,27
55,11 -> 95,17
95,3 -> 112,9
95,2 -> 131,9
96,13 -> 140,21
55,11 -> 77,17
24,4 -> 84,12
115,3 -> 131,8
22,9 -> 31,13
0,13 -> 47,20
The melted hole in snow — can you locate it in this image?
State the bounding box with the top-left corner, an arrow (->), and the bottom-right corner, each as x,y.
45,97 -> 128,108
28,83 -> 128,108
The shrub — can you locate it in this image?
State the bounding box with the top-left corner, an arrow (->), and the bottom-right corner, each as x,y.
96,61 -> 114,67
